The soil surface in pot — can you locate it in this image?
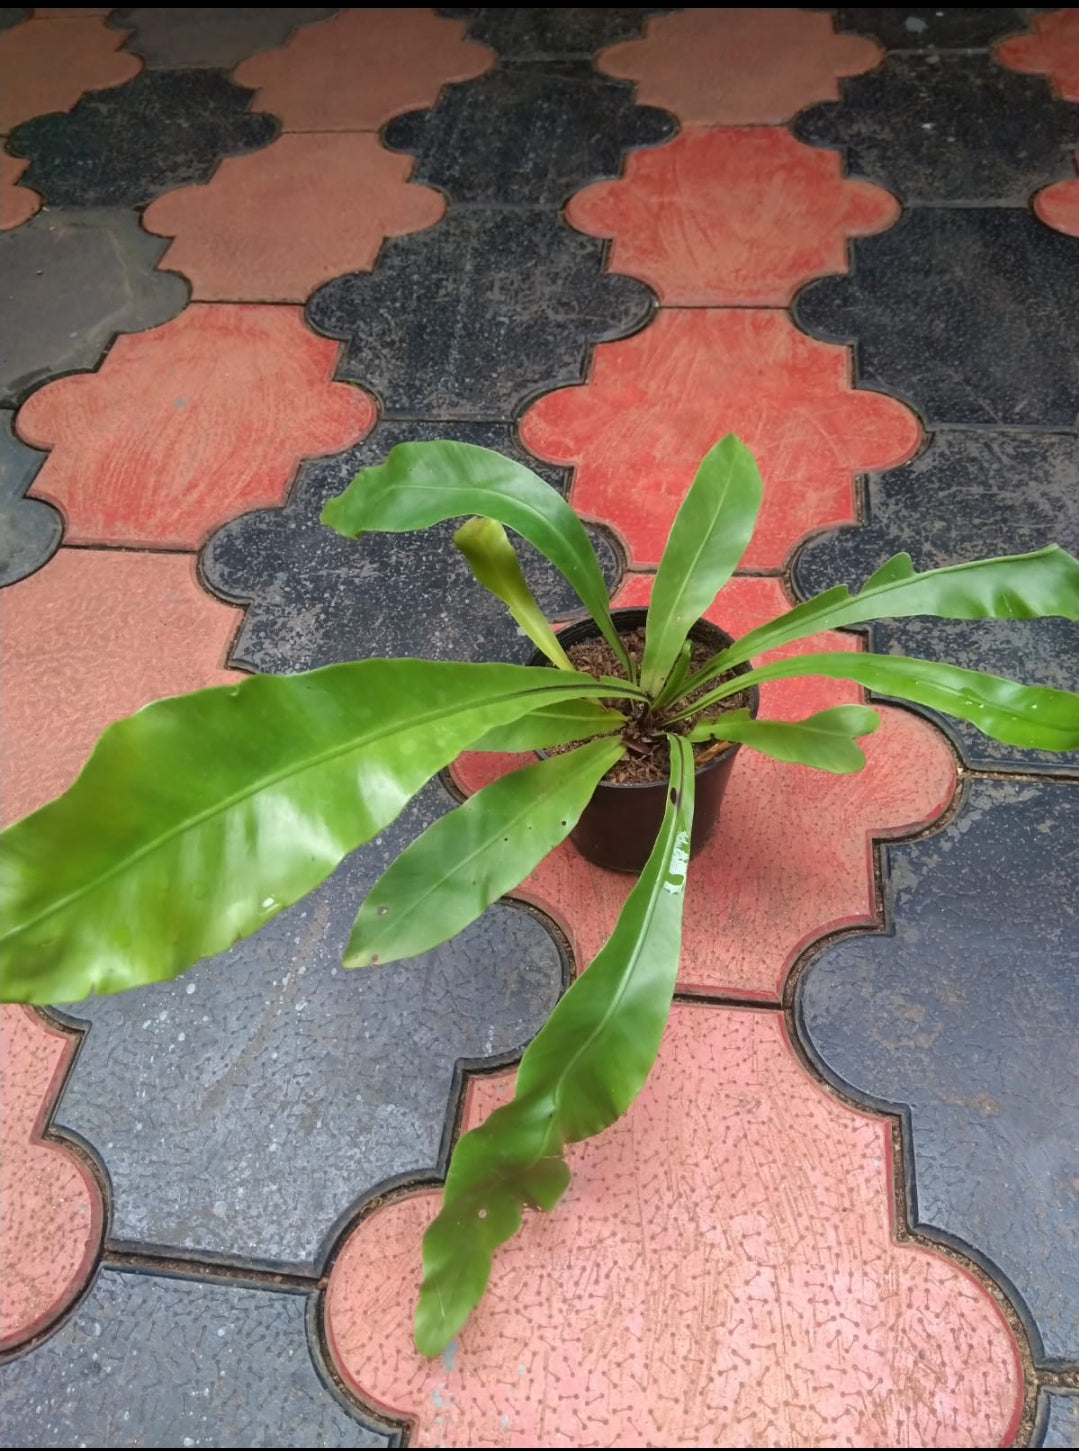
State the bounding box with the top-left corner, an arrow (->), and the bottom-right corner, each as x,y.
554,626 -> 752,784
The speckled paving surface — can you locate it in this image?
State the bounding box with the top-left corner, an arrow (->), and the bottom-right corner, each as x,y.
0,8 -> 1077,1448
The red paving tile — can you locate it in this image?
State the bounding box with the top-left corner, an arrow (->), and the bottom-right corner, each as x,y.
598,9 -> 881,126
519,309 -> 919,570
326,1006 -> 1021,1448
15,304 -> 374,550
0,14 -> 140,133
0,549 -> 243,824
0,153 -> 41,230
232,9 -> 492,132
452,575 -> 955,1002
143,133 -> 444,302
1035,162 -> 1079,236
566,126 -> 898,306
995,9 -> 1079,101
0,1006 -> 103,1352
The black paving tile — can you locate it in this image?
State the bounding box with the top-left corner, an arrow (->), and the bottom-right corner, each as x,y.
1038,1390 -> 1079,1448
796,777 -> 1079,1366
793,208 -> 1079,427
0,1268 -> 392,1447
305,210 -> 653,419
452,7 -> 661,59
382,64 -> 673,208
794,54 -> 1078,205
6,70 -> 278,210
833,8 -> 1027,50
0,408 -> 58,588
792,429 -> 1079,775
0,208 -> 188,408
0,8 -> 27,33
108,8 -> 336,69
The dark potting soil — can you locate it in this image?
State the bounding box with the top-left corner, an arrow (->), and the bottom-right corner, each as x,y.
553,626 -> 752,784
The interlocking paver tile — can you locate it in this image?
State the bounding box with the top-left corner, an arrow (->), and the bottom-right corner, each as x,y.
109,7 -> 336,69
793,429 -> 1079,775
794,54 -> 1079,205
519,308 -> 919,569
836,8 -> 1027,50
0,1269 -> 391,1447
382,65 -> 672,208
995,9 -> 1079,101
0,154 -> 39,229
598,8 -> 881,125
455,7 -> 659,59
306,212 -> 652,420
0,408 -> 57,587
794,208 -> 1079,427
15,304 -> 374,549
1036,163 -> 1079,235
0,12 -> 139,133
325,1006 -> 1021,1448
1039,1391 -> 1079,1448
201,421 -> 620,675
0,549 -> 243,823
797,777 -> 1079,1365
6,70 -> 278,210
0,207 -> 187,408
453,575 -> 955,1002
233,8 -> 492,132
142,133 -> 444,302
566,125 -> 897,306
0,1007 -> 102,1352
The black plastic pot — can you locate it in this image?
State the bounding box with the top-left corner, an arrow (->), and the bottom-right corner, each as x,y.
533,607 -> 759,875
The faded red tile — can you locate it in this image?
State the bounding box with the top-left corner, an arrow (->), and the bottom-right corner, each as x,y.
452,576 -> 955,1002
0,549 -> 243,823
995,9 -> 1079,101
0,1006 -> 103,1351
15,304 -> 374,549
567,125 -> 897,306
326,1005 -> 1021,1448
598,8 -> 881,125
1,153 -> 41,230
233,8 -> 492,132
143,133 -> 444,302
520,309 -> 919,569
0,14 -> 140,133
1035,159 -> 1079,236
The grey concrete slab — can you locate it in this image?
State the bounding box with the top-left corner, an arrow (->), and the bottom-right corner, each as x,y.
0,408 -> 59,587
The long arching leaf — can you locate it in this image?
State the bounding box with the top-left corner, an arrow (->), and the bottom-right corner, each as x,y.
468,698 -> 626,752
0,661 -> 624,1004
414,735 -> 695,1356
321,440 -> 631,674
345,737 -> 625,967
688,705 -> 881,773
641,435 -> 762,695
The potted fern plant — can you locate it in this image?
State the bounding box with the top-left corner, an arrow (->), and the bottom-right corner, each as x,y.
2,436 -> 1076,1354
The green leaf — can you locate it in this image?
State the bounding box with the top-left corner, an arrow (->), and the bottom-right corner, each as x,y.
709,546 -> 1079,674
673,652 -> 1079,753
688,705 -> 881,773
321,440 -> 632,676
641,435 -> 762,696
414,735 -> 696,1356
453,516 -> 575,670
0,661 -> 625,1005
468,698 -> 626,752
344,737 -> 625,966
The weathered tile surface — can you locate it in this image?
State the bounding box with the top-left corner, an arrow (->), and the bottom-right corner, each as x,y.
836,8 -> 1027,50
455,7 -> 659,59
1036,165 -> 1079,235
0,1269 -> 392,1448
995,9 -> 1079,101
326,1006 -> 1022,1449
520,307 -> 919,568
0,154 -> 39,229
565,124 -> 898,306
382,65 -> 672,208
793,208 -> 1079,427
1038,1390 -> 1079,1448
0,13 -> 139,133
598,8 -> 881,124
15,304 -> 374,549
0,408 -> 57,588
6,70 -> 278,209
794,54 -> 1079,204
233,8 -> 492,132
201,420 -> 621,676
142,132 -> 443,302
306,211 -> 653,420
0,207 -> 187,408
793,429 -> 1079,775
797,777 -> 1079,1365
109,7 -> 337,70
